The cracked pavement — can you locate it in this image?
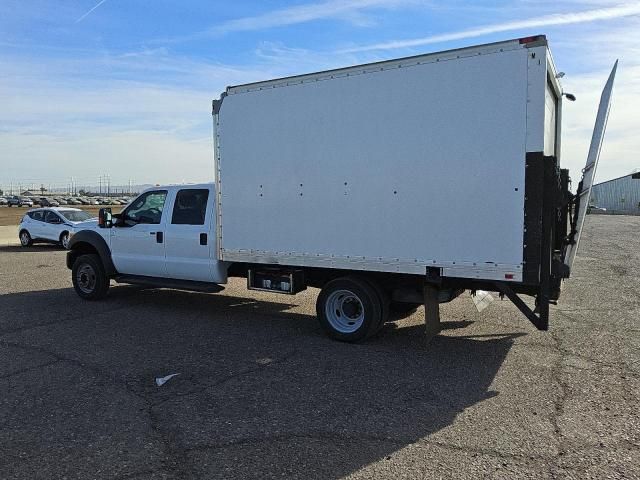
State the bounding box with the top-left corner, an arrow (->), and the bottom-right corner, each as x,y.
0,215 -> 639,479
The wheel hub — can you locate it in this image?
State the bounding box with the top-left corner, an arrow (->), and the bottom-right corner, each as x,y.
325,290 -> 365,333
76,264 -> 97,294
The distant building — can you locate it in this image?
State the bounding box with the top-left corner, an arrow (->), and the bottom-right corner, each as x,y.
590,172 -> 640,215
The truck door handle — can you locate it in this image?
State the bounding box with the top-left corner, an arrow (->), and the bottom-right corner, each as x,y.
156,232 -> 163,243
200,233 -> 207,246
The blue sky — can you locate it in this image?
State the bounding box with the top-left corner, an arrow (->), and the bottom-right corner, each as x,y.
1,0 -> 638,191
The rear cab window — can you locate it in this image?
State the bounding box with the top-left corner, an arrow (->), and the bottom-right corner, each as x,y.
171,189 -> 209,225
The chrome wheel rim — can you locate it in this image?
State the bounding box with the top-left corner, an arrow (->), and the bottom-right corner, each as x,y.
76,264 -> 97,294
61,234 -> 69,249
325,289 -> 364,333
20,232 -> 30,246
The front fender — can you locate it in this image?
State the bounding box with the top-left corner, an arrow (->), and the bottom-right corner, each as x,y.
67,230 -> 117,276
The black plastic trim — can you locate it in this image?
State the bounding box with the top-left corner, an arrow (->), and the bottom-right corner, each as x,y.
114,275 -> 224,293
66,230 -> 117,276
523,152 -> 545,285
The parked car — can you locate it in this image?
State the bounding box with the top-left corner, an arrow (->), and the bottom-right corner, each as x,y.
18,208 -> 96,248
10,197 -> 34,207
39,198 -> 60,207
0,197 -> 7,205
587,205 -> 607,214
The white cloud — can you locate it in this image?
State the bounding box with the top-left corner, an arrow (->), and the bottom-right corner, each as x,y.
190,0 -> 420,38
1,1 -> 637,189
0,130 -> 213,188
0,51 -> 282,189
340,3 -> 640,52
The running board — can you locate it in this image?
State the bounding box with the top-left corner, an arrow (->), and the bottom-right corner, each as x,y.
114,275 -> 225,293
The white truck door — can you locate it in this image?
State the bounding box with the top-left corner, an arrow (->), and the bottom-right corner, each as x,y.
564,60 -> 618,269
164,187 -> 215,282
110,189 -> 168,277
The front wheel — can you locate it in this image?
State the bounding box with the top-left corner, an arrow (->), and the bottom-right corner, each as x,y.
19,230 -> 32,247
316,276 -> 384,343
72,254 -> 110,300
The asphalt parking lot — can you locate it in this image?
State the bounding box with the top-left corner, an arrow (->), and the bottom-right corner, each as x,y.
1,215 -> 639,479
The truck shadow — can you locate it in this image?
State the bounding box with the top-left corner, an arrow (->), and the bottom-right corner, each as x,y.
0,286 -> 523,479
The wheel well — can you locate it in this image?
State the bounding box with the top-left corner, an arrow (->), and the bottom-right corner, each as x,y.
19,229 -> 29,236
67,242 -> 99,268
59,230 -> 69,241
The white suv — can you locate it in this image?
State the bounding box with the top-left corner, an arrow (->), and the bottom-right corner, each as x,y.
19,208 -> 95,248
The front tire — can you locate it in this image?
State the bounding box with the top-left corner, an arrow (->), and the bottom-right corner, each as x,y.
72,254 -> 109,300
316,276 -> 383,343
19,230 -> 32,247
59,231 -> 70,249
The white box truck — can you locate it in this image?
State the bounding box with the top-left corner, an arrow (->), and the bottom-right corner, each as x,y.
65,35 -> 617,342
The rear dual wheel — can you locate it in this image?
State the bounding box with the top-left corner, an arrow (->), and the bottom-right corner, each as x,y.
316,276 -> 389,343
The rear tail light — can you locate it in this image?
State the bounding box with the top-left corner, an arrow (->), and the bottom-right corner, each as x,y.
519,35 -> 545,44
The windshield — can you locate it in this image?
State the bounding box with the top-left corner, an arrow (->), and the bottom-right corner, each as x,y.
59,210 -> 94,222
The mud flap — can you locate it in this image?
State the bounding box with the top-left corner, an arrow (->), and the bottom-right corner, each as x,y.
563,61 -> 618,270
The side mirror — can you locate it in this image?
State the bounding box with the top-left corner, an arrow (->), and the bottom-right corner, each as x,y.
98,208 -> 113,228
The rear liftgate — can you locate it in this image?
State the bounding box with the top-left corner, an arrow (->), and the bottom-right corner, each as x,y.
495,61 -> 618,330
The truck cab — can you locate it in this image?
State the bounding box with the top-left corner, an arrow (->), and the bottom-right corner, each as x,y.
68,184 -> 228,292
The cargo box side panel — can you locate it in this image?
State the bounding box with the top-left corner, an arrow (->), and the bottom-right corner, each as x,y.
218,49 -> 529,279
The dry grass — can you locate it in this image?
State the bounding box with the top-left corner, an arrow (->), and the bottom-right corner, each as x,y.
0,205 -> 123,227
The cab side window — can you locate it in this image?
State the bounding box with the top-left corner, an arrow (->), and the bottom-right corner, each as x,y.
123,190 -> 167,225
44,211 -> 62,224
171,189 -> 209,225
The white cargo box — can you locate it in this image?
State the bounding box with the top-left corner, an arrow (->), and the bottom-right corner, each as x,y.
213,36 -> 562,282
